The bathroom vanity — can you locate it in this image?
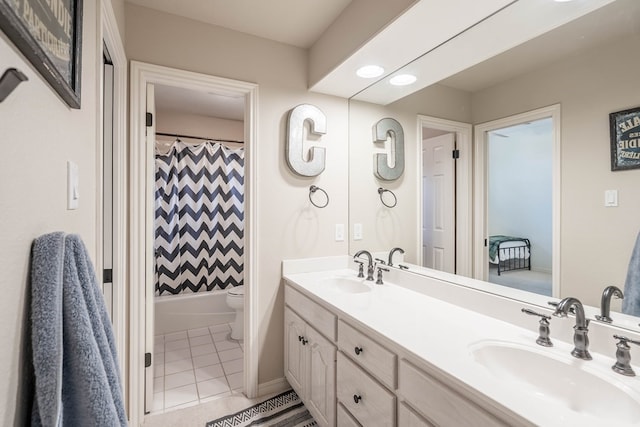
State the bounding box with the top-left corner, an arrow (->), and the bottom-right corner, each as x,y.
282,257 -> 640,427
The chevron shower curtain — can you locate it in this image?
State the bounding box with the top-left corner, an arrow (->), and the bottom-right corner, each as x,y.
155,141 -> 244,295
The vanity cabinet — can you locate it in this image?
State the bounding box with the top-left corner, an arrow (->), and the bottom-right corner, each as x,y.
284,281 -> 527,427
284,288 -> 336,427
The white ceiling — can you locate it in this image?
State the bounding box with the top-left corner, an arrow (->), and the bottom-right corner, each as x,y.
154,84 -> 246,121
125,0 -> 352,48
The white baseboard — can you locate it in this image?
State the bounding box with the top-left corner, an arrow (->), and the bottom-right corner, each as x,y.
258,377 -> 290,397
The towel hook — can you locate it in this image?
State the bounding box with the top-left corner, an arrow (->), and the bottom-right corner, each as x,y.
309,185 -> 329,208
378,187 -> 397,208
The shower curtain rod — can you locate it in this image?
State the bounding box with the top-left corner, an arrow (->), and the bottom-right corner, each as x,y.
156,131 -> 244,144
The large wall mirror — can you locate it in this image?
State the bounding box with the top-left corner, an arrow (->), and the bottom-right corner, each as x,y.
348,0 -> 640,329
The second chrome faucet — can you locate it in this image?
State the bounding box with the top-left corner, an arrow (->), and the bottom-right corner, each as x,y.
553,297 -> 592,360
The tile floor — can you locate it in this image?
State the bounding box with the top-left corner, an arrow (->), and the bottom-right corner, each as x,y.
151,323 -> 244,414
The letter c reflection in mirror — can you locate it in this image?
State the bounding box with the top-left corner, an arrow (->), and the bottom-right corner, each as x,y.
286,104 -> 327,177
373,118 -> 405,181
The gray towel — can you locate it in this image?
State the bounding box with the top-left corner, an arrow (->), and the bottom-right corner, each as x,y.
622,230 -> 640,316
31,233 -> 127,426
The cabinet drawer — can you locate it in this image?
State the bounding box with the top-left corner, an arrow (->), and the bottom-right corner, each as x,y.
398,360 -> 508,427
337,402 -> 361,427
398,402 -> 435,427
338,320 -> 396,388
285,285 -> 336,340
337,352 -> 395,426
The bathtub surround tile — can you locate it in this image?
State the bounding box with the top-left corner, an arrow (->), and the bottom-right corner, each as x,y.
226,372 -> 243,390
165,370 -> 196,390
164,383 -> 198,408
197,377 -> 230,399
154,376 -> 165,393
191,343 -> 216,357
222,358 -> 243,375
188,334 -> 213,347
165,338 -> 190,351
154,361 -> 164,378
193,352 -> 221,368
164,348 -> 191,363
165,331 -> 188,342
155,352 -> 165,366
214,339 -> 240,352
195,364 -> 225,382
151,392 -> 164,413
188,327 -> 211,337
153,342 -> 164,354
218,348 -> 243,362
164,358 -> 193,375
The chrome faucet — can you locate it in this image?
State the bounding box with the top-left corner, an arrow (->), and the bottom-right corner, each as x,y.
553,297 -> 592,360
388,247 -> 405,267
354,250 -> 375,281
596,285 -> 624,323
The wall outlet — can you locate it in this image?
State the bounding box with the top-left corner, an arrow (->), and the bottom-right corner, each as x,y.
354,223 -> 363,240
335,224 -> 345,241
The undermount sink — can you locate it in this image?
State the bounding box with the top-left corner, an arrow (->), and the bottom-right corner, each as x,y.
320,276 -> 372,294
470,340 -> 640,424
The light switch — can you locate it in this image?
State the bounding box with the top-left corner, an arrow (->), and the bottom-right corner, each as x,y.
354,223 -> 363,240
67,161 -> 79,210
335,224 -> 345,241
605,189 -> 618,207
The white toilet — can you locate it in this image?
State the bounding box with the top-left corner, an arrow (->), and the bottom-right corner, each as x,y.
226,285 -> 244,340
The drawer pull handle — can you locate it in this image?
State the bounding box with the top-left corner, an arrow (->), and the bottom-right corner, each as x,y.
354,346 -> 363,355
353,394 -> 362,404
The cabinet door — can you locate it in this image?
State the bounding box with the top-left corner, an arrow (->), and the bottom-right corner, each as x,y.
284,308 -> 306,396
306,326 -> 336,427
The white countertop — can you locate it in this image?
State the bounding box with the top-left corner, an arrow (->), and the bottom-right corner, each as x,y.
283,267 -> 640,427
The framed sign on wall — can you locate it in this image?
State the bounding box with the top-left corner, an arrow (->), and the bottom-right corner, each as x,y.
610,106 -> 640,171
0,0 -> 83,108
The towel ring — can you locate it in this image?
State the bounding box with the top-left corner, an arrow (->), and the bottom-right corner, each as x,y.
378,187 -> 397,208
309,185 -> 329,208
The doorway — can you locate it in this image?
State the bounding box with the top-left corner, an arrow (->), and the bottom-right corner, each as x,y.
473,105 -> 561,297
129,61 -> 258,425
418,115 -> 473,277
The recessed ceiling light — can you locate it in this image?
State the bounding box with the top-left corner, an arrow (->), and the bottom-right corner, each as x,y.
389,74 -> 417,86
356,65 -> 384,78
554,0 -> 574,2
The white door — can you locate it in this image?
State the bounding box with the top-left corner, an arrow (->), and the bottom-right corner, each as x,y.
284,308 -> 306,395
422,133 -> 456,273
306,326 -> 336,427
144,83 -> 156,413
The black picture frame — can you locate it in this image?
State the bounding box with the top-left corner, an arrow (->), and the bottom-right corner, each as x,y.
0,0 -> 83,108
610,106 -> 640,171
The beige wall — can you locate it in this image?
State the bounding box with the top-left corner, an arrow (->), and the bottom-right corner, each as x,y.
472,34 -> 640,307
125,4 -> 349,385
348,84 -> 472,259
108,0 -> 127,44
0,1 -> 99,425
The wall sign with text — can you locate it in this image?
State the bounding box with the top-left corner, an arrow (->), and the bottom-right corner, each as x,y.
0,0 -> 83,108
610,106 -> 640,171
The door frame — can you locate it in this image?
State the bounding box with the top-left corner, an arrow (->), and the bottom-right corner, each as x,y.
473,104 -> 561,296
416,115 -> 473,277
129,61 -> 259,425
98,0 -> 127,397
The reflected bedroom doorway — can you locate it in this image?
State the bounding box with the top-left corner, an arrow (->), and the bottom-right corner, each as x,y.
475,105 -> 561,298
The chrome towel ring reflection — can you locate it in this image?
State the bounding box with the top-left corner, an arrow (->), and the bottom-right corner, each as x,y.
309,185 -> 329,208
378,187 -> 397,208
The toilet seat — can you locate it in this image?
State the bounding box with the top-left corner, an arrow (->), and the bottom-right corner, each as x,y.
227,286 -> 244,297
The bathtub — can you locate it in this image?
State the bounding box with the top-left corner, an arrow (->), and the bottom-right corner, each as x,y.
155,289 -> 236,334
